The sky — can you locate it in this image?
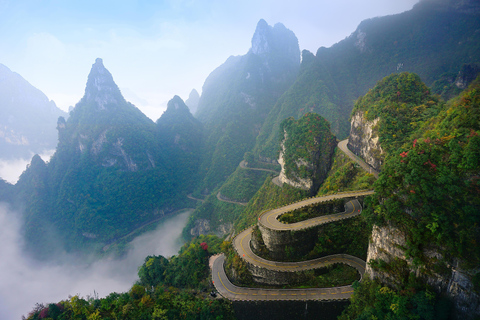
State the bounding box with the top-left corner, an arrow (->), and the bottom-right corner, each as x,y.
0,0 -> 419,121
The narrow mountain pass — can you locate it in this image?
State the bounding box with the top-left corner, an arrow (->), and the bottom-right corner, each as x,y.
211,139 -> 376,301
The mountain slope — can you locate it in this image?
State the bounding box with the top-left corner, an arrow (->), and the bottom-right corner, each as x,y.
194,19 -> 300,193
253,0 -> 480,160
0,64 -> 67,159
15,59 -> 197,257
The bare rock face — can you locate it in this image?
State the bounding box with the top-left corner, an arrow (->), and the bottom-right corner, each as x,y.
278,132 -> 313,191
348,111 -> 383,172
367,224 -> 480,319
190,219 -> 232,238
277,114 -> 336,195
190,219 -> 211,237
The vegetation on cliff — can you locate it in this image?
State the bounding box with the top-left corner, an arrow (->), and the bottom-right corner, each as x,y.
253,0 -> 480,160
365,77 -> 480,267
340,276 -> 449,320
218,166 -> 270,204
351,72 -> 441,155
14,60 -> 200,258
316,148 -> 376,196
234,177 -> 309,232
279,113 -> 336,193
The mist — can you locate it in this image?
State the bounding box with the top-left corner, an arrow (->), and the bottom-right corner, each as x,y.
0,203 -> 192,319
0,149 -> 55,184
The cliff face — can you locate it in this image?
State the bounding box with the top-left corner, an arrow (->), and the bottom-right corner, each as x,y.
367,224 -> 480,319
278,113 -> 336,195
278,132 -> 314,191
347,111 -> 383,172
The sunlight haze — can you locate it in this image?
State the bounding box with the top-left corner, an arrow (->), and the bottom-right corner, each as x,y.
0,0 -> 418,120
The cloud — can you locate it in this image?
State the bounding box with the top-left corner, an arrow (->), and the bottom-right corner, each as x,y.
0,204 -> 192,319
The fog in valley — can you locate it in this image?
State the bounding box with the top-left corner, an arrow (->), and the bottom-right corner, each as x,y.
0,203 -> 192,319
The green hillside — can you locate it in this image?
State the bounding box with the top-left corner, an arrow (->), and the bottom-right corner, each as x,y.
253,0 -> 480,160
14,59 -> 199,257
194,20 -> 300,194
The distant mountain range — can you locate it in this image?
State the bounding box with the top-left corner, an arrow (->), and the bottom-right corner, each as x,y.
0,64 -> 66,160
3,0 -> 479,287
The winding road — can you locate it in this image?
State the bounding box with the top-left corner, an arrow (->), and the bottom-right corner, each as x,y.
337,139 -> 379,178
239,160 -> 279,174
211,139 -> 377,301
211,254 -> 359,301
217,191 -> 248,206
215,160 -> 280,206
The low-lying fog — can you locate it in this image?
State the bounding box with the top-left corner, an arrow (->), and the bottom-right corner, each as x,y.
0,203 -> 192,319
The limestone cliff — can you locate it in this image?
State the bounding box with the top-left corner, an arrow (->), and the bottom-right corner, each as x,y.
278,132 -> 314,191
347,111 -> 383,172
278,113 -> 336,195
366,224 -> 480,319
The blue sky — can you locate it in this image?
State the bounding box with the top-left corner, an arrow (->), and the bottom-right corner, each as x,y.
0,0 -> 418,120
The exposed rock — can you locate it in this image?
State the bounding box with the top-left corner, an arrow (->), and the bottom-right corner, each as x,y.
91,129 -> 108,155
278,132 -> 313,191
190,219 -> 211,237
82,58 -> 123,111
278,114 -> 336,195
216,223 -> 233,237
112,137 -> 137,172
455,64 -> 480,89
354,29 -> 367,53
348,111 -> 383,172
367,224 -> 480,319
250,19 -> 300,66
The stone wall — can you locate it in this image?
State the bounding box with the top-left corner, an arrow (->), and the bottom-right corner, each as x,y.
257,223 -> 318,261
244,262 -> 309,285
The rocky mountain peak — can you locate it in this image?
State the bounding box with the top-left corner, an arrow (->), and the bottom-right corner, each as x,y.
250,19 -> 300,66
81,58 -> 124,111
166,95 -> 190,114
185,89 -> 200,114
251,19 -> 270,56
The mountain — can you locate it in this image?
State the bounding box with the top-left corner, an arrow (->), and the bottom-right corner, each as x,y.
194,19 -> 300,193
15,59 -> 198,257
0,64 -> 67,159
184,89 -> 200,114
338,72 -> 480,320
253,0 -> 480,161
156,95 -> 203,183
278,113 -> 336,195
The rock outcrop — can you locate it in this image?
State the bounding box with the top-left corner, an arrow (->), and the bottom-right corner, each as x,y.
366,224 -> 480,319
347,111 -> 383,172
278,113 -> 336,195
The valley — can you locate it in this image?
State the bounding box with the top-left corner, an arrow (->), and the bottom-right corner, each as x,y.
1,1 -> 479,319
